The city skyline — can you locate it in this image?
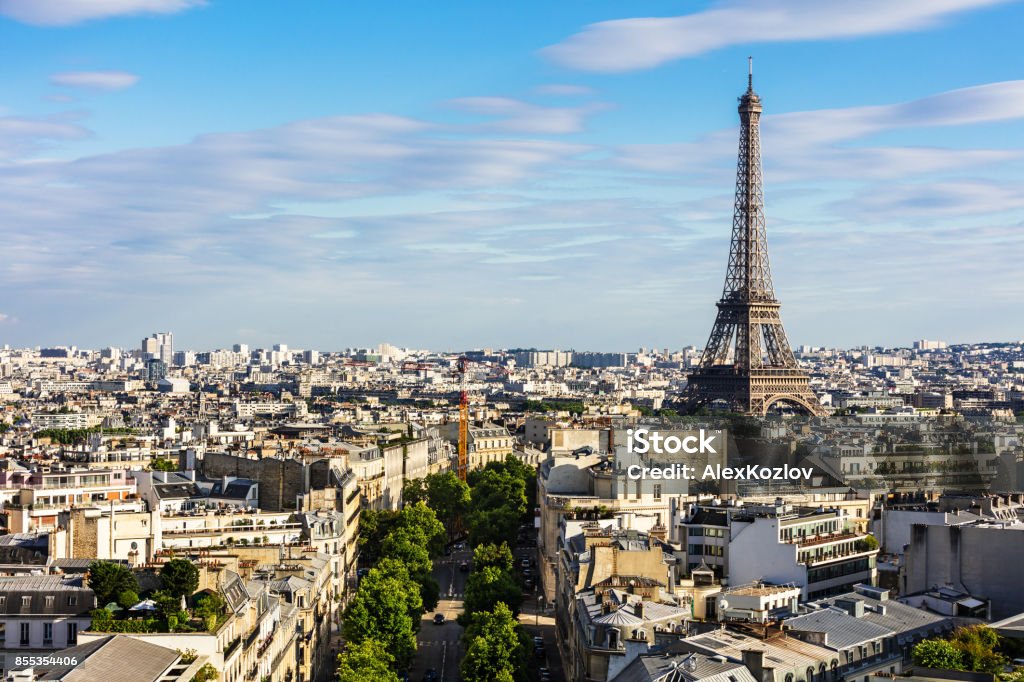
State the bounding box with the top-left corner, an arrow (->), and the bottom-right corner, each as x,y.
2,1 -> 1023,350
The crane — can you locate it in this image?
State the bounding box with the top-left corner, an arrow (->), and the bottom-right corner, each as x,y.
453,356 -> 509,481
457,356 -> 469,482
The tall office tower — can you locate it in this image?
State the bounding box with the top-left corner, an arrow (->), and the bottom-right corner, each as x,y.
142,332 -> 173,365
687,64 -> 823,416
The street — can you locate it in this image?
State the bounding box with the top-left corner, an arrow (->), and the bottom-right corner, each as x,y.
409,545 -> 471,682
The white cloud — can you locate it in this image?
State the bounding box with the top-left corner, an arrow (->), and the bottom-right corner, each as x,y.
616,80 -> 1024,184
446,97 -> 602,134
50,71 -> 140,91
0,114 -> 90,159
542,0 -> 1012,72
0,0 -> 203,26
534,84 -> 595,97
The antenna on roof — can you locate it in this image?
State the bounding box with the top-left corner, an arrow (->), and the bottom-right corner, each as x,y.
748,56 -> 753,91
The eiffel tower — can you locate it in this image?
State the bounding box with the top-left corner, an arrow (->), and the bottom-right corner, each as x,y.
687,61 -> 824,416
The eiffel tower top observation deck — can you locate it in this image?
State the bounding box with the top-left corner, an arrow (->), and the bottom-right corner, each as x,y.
687,60 -> 825,416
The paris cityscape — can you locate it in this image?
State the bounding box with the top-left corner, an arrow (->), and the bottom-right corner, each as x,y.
2,2 -> 1024,682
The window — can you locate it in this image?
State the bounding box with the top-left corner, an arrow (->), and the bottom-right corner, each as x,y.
0,623 -> 5,645
653,484 -> 662,500
20,622 -> 29,647
21,596 -> 31,610
45,595 -> 54,609
66,623 -> 77,646
67,595 -> 77,607
43,623 -> 52,646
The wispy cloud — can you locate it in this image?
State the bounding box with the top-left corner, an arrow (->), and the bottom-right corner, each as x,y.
50,71 -> 140,91
0,114 -> 90,159
542,0 -> 1012,72
616,80 -> 1024,188
0,0 -> 204,26
534,84 -> 595,97
445,97 -> 603,134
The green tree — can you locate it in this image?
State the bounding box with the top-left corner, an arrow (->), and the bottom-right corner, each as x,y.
343,561 -> 422,669
402,478 -> 428,506
359,503 -> 446,563
116,589 -> 140,610
151,458 -> 177,472
951,625 -> 1007,673
460,602 -> 528,682
854,535 -> 880,552
466,466 -> 527,548
381,528 -> 439,611
472,542 -> 514,573
913,639 -> 964,670
161,558 -> 200,598
398,502 -> 447,558
86,561 -> 139,606
336,639 -> 401,682
423,472 -> 471,534
463,565 -> 522,618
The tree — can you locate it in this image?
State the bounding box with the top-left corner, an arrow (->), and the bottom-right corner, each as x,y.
343,561 -> 422,669
466,467 -> 527,548
161,558 -> 200,598
402,478 -> 428,506
473,542 -> 514,573
423,472 -> 471,533
151,458 -> 177,472
951,625 -> 1007,673
398,502 -> 447,558
854,535 -> 879,552
460,602 -> 529,682
913,639 -> 964,670
381,529 -> 438,611
359,503 -> 446,563
116,589 -> 140,610
913,626 -> 1008,674
336,639 -> 401,682
87,561 -> 139,606
463,565 -> 522,618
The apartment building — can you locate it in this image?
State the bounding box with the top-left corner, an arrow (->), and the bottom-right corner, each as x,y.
0,575 -> 95,675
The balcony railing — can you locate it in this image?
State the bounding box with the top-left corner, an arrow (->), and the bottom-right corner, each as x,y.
790,530 -> 860,548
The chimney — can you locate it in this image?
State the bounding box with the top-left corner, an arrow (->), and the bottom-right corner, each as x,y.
742,649 -> 766,682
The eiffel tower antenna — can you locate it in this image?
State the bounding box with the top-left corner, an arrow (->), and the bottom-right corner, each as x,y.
686,63 -> 824,416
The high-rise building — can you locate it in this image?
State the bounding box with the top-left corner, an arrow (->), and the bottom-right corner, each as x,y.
142,332 -> 173,365
232,343 -> 249,355
687,64 -> 823,416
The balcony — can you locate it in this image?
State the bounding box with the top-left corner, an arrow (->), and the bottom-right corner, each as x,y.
790,530 -> 859,548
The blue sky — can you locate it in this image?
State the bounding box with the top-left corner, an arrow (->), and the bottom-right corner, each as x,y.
1,0 -> 1023,352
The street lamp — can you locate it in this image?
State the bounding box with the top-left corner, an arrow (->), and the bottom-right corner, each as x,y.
536,594 -> 544,626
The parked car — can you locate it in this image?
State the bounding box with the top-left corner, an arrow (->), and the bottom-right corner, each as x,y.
423,669 -> 439,682
433,613 -> 446,625
459,561 -> 469,572
520,558 -> 531,569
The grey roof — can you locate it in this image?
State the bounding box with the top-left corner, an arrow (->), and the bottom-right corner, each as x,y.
37,635 -> 180,681
784,609 -> 893,650
812,593 -> 950,637
594,607 -> 644,626
613,649 -> 759,682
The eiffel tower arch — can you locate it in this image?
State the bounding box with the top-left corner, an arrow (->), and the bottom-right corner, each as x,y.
687,62 -> 825,417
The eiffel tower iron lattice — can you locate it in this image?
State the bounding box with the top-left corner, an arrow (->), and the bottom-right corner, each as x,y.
687,62 -> 824,416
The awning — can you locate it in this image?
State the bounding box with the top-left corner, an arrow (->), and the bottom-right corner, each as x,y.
957,598 -> 985,609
